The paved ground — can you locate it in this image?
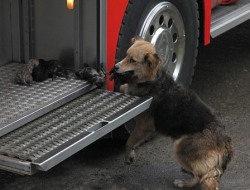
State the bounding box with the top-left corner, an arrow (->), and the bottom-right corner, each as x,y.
1,21 -> 250,190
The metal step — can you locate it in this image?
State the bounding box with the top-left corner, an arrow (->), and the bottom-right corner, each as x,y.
0,89 -> 152,175
0,62 -> 95,137
211,0 -> 250,38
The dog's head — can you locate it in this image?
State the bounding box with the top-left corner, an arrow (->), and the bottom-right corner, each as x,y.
116,37 -> 162,83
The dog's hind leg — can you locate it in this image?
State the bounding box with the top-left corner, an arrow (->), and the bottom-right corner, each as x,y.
174,176 -> 200,188
181,167 -> 194,176
125,111 -> 155,164
174,168 -> 221,188
174,131 -> 223,189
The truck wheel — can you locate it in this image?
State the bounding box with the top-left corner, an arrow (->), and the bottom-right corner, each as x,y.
116,0 -> 199,87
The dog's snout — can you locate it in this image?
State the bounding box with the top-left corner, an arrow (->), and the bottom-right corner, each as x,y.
108,61 -> 122,76
115,61 -> 122,69
114,65 -> 119,70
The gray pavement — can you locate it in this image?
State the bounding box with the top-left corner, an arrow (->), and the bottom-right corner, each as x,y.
1,21 -> 250,190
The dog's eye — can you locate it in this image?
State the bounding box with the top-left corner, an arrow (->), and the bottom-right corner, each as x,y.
130,58 -> 136,63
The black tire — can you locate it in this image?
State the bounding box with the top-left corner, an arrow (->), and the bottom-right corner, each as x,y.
116,0 -> 199,87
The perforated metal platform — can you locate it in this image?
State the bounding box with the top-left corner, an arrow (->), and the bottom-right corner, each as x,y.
0,62 -> 94,136
0,89 -> 139,161
0,89 -> 152,175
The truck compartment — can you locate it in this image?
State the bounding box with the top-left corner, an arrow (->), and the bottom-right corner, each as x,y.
0,0 -> 147,175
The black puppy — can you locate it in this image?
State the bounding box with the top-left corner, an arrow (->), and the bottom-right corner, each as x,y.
75,63 -> 105,87
32,59 -> 69,82
47,60 -> 69,80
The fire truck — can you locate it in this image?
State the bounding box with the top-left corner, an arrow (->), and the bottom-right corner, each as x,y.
0,0 -> 249,175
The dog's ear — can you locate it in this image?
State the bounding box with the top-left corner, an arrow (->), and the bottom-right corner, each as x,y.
144,53 -> 161,68
131,36 -> 143,44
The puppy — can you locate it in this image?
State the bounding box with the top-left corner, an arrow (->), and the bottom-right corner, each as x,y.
32,59 -> 69,82
111,37 -> 233,190
47,60 -> 69,80
31,59 -> 50,82
75,63 -> 105,87
15,59 -> 39,85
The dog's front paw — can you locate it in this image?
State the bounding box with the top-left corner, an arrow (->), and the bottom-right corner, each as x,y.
125,150 -> 135,164
174,179 -> 185,188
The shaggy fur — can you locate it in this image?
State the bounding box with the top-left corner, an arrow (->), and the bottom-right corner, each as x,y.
15,59 -> 39,85
112,38 -> 233,190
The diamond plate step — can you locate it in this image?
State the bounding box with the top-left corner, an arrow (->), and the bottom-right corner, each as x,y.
0,62 -> 95,137
0,89 -> 152,175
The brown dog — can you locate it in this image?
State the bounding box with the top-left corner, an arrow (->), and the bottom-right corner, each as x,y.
113,37 -> 233,189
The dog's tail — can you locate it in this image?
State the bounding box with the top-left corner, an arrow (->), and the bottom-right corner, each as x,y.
218,134 -> 233,172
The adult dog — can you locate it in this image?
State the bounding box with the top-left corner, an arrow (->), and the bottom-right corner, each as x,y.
112,37 -> 233,189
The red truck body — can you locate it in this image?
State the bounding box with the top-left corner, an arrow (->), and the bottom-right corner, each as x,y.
107,0 -> 212,91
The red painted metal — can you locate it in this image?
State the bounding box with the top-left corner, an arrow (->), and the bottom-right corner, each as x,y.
107,0 -> 129,91
202,0 -> 240,45
221,0 -> 240,4
106,0 -> 213,91
212,0 -> 222,8
203,0 -> 212,45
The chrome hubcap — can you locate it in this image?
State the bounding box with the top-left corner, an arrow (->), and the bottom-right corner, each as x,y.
139,2 -> 185,80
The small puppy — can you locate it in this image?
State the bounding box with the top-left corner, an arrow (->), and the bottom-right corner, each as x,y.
32,59 -> 69,82
47,60 -> 69,80
75,63 -> 105,87
110,37 -> 233,190
31,59 -> 49,82
15,59 -> 39,85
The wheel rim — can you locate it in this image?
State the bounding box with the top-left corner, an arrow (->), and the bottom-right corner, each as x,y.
139,2 -> 185,80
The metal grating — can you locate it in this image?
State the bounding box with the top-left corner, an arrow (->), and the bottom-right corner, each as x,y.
0,63 -> 89,135
0,89 -> 140,162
